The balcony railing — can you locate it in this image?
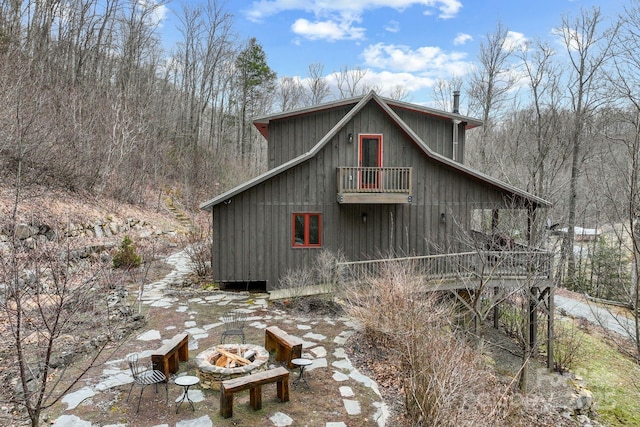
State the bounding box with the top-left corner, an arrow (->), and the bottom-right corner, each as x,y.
337,167 -> 412,203
337,250 -> 554,288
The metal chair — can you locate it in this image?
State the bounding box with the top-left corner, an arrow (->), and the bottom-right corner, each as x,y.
126,353 -> 168,413
221,311 -> 247,344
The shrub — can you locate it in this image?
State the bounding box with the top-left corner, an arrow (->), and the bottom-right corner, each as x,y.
553,318 -> 584,374
343,260 -> 507,426
112,235 -> 142,269
182,221 -> 212,280
275,249 -> 345,300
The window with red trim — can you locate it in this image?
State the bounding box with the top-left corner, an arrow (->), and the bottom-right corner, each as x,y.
292,213 -> 322,247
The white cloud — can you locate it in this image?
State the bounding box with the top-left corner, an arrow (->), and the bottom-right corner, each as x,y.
362,42 -> 471,76
385,20 -> 400,33
453,32 -> 472,46
292,18 -> 366,41
430,0 -> 462,19
503,30 -> 528,51
363,69 -> 437,92
246,1 -> 463,38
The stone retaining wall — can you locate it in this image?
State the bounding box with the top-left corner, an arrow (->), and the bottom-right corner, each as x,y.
0,217 -> 177,252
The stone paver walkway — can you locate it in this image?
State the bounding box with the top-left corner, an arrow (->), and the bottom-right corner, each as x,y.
52,250 -> 389,427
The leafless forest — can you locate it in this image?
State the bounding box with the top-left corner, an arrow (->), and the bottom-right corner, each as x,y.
3,1 -> 640,426
2,0 -> 640,330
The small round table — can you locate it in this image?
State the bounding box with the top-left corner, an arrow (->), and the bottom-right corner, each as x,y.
291,358 -> 313,388
174,375 -> 200,413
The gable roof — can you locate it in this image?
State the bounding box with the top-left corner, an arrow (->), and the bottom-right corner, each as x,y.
252,93 -> 482,139
200,91 -> 551,211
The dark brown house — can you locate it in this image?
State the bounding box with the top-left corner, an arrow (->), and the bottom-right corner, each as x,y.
200,91 -> 552,291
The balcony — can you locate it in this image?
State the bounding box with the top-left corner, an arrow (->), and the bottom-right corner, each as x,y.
337,167 -> 413,204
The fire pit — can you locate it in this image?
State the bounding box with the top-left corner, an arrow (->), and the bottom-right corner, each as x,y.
195,343 -> 269,390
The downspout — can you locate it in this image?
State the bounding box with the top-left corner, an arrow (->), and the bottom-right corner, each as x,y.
452,90 -> 461,162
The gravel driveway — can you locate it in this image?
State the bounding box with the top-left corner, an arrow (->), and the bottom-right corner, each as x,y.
555,293 -> 637,338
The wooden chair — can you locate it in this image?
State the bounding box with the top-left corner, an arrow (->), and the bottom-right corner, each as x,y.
126,353 -> 168,413
221,311 -> 247,344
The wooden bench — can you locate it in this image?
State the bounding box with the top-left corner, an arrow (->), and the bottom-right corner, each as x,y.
265,326 -> 303,368
219,366 -> 290,418
151,333 -> 189,381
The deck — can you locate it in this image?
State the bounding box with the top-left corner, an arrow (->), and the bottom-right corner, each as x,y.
337,250 -> 554,291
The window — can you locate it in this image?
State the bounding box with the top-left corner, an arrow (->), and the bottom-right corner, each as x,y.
292,213 -> 322,247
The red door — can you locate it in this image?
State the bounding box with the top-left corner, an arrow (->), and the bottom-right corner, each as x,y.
359,135 -> 382,189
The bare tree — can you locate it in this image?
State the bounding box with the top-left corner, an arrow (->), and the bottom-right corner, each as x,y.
276,76 -> 305,111
556,7 -> 618,287
306,62 -> 330,106
589,0 -> 640,357
432,77 -> 462,112
333,65 -> 369,99
1,240 -> 119,427
515,40 -> 567,200
386,84 -> 411,101
466,22 -> 519,170
0,162 -> 129,426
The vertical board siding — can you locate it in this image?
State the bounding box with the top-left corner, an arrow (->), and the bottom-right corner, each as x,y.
213,99 -> 522,289
392,107 -> 457,160
267,105 -> 354,169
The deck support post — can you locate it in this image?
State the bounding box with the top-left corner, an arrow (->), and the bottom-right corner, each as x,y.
493,286 -> 500,329
529,286 -> 539,357
547,283 -> 554,371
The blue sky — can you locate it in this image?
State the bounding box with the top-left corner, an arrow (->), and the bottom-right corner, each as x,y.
161,0 -> 628,104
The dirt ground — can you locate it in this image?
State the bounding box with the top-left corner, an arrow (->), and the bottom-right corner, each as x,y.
40,277 -> 389,427
40,278 -> 583,427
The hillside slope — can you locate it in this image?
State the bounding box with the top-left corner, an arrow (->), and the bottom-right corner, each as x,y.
0,185 -> 200,254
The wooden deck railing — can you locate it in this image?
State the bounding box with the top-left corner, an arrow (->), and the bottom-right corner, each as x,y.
337,250 -> 553,285
337,167 -> 412,193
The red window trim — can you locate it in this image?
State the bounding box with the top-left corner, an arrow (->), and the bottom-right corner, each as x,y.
358,134 -> 383,190
292,213 -> 322,248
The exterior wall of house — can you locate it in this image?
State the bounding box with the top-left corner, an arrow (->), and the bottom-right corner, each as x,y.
390,107 -> 467,162
267,103 -> 468,169
211,100 -> 510,289
267,104 -> 356,169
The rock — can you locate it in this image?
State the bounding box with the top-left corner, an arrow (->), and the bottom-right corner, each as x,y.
49,352 -> 74,368
44,229 -> 57,241
95,225 -> 104,237
37,224 -> 51,235
15,223 -> 38,240
109,222 -> 119,235
23,237 -> 36,249
22,269 -> 37,285
576,414 -> 591,425
572,386 -> 594,414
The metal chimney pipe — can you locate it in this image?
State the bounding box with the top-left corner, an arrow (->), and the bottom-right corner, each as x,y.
453,90 -> 460,114
452,90 -> 461,161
